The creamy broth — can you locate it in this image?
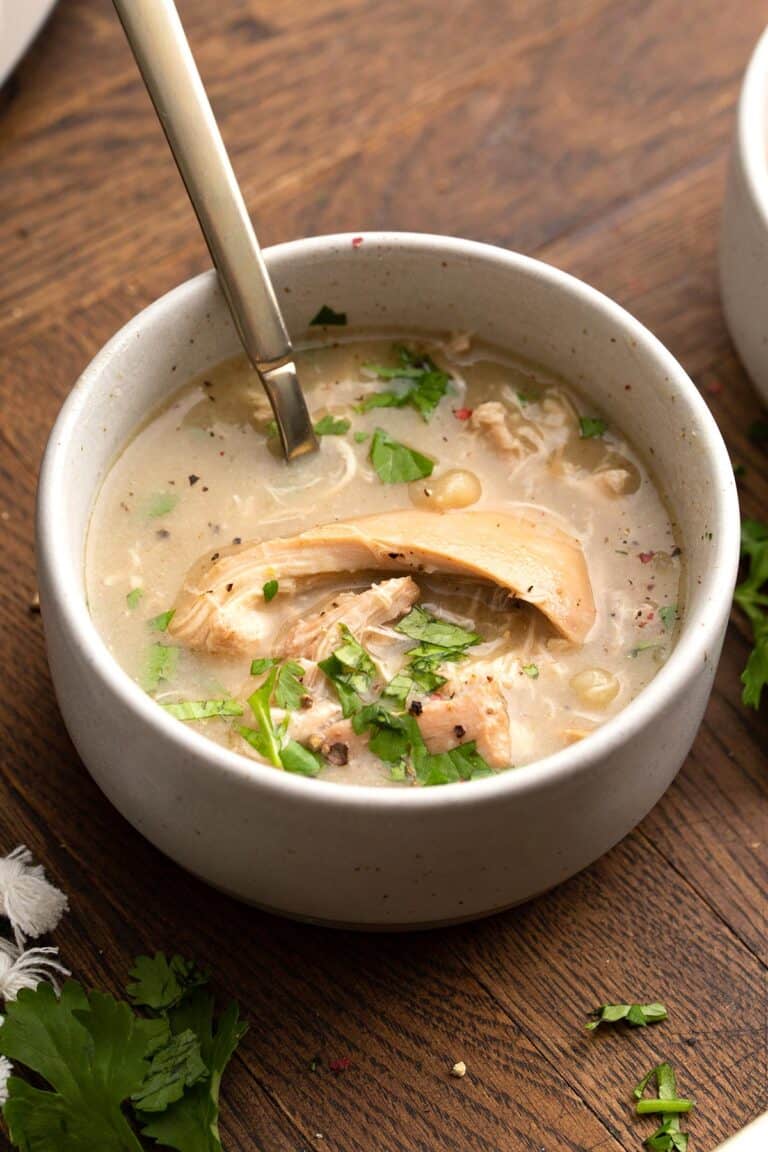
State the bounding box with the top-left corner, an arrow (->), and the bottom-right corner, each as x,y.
86,336 -> 683,786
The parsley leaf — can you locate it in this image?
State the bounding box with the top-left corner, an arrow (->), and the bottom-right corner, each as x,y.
309,304 -> 347,326
162,699 -> 243,721
314,414 -> 350,436
395,606 -> 480,649
585,1002 -> 668,1030
137,987 -> 247,1152
149,608 -> 176,632
659,605 -> 679,632
280,740 -> 322,777
318,625 -> 377,716
145,492 -> 179,518
143,644 -> 179,692
522,663 -> 539,679
130,1029 -> 207,1113
242,667 -> 282,767
734,518 -> 768,709
359,347 -> 451,422
634,1062 -> 692,1151
250,657 -> 275,676
579,416 -> 608,439
369,428 -> 434,484
127,954 -> 208,1013
0,981 -> 161,1152
274,660 -> 306,711
126,588 -> 144,610
262,579 -> 279,602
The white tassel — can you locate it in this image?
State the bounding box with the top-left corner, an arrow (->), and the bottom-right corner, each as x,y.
0,847 -> 68,946
0,1054 -> 10,1106
0,938 -> 69,1002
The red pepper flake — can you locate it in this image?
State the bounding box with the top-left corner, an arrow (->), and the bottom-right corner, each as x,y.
638,551 -> 655,564
329,1057 -> 351,1074
351,236 -> 364,248
453,408 -> 473,421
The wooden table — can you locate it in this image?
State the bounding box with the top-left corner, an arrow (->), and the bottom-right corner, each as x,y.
1,2 -> 767,1149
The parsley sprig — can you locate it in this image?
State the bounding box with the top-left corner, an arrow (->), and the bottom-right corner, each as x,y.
359,346 -> 451,422
384,607 -> 481,703
586,1002 -> 668,1030
634,1062 -> 693,1151
734,518 -> 768,709
238,661 -> 320,775
0,953 -> 245,1152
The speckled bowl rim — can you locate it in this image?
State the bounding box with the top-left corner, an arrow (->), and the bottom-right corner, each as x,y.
736,24 -> 768,230
38,232 -> 740,813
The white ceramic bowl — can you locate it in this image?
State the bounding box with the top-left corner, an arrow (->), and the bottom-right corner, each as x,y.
720,24 -> 768,404
37,233 -> 739,928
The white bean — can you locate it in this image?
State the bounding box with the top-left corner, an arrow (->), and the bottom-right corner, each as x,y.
409,469 -> 481,511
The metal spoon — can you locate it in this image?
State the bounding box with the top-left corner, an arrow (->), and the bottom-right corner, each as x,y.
112,0 -> 317,460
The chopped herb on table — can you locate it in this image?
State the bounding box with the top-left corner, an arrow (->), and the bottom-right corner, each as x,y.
734,518 -> 768,709
0,952 -> 246,1152
634,1062 -> 693,1151
309,304 -> 347,326
359,346 -> 451,421
579,416 -> 608,439
586,1002 -> 668,1030
369,428 -> 434,484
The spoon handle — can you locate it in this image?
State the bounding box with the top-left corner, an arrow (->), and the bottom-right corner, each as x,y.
112,0 -> 317,458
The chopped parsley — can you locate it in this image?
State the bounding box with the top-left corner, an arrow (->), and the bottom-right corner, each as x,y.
279,740 -> 322,777
659,605 -> 679,631
161,699 -> 243,721
579,416 -> 608,439
353,430 -> 370,443
149,608 -> 176,632
384,607 -> 481,703
126,587 -> 144,610
352,708 -> 494,784
145,492 -> 179,518
522,663 -> 539,679
314,414 -> 351,436
586,1002 -> 668,1030
634,1062 -> 692,1151
239,663 -> 314,771
274,660 -> 306,711
309,304 -> 347,326
250,657 -> 275,675
369,428 -> 434,484
629,641 -> 662,658
734,518 -> 768,709
359,346 -> 451,421
142,643 -> 178,692
318,625 -> 377,716
262,579 -> 279,602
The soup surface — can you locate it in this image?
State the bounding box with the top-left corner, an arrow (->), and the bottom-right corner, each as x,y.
86,335 -> 683,786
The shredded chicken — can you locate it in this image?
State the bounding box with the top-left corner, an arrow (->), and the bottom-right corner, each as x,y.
170,509 -> 595,654
469,401 -> 541,459
275,577 -> 419,661
418,684 -> 511,768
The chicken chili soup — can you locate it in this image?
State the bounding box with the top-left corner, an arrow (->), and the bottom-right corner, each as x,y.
86,335 -> 683,787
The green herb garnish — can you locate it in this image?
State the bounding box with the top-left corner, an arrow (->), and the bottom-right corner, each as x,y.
586,1002 -> 668,1030
250,657 -> 275,676
0,953 -> 245,1152
352,708 -> 496,785
659,605 -> 678,631
369,428 -> 434,484
734,518 -> 768,709
522,663 -> 539,679
242,666 -> 282,767
318,625 -> 377,716
395,606 -> 480,648
145,492 -> 179,518
309,304 -> 347,326
274,660 -> 306,711
579,416 -> 608,439
126,588 -> 144,610
143,644 -> 179,692
279,740 -> 322,777
162,699 -> 243,721
629,641 -> 662,658
353,430 -> 369,443
240,664 -> 312,768
314,414 -> 351,436
262,579 -> 279,602
634,1062 -> 692,1151
383,608 -> 481,703
149,608 -> 176,632
359,346 -> 451,422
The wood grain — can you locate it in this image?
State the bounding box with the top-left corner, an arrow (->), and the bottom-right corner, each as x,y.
0,1 -> 767,1150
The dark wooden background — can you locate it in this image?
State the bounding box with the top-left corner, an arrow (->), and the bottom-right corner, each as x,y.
1,2 -> 767,1149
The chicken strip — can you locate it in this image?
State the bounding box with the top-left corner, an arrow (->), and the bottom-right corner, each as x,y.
275,577 -> 420,661
170,509 -> 595,654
